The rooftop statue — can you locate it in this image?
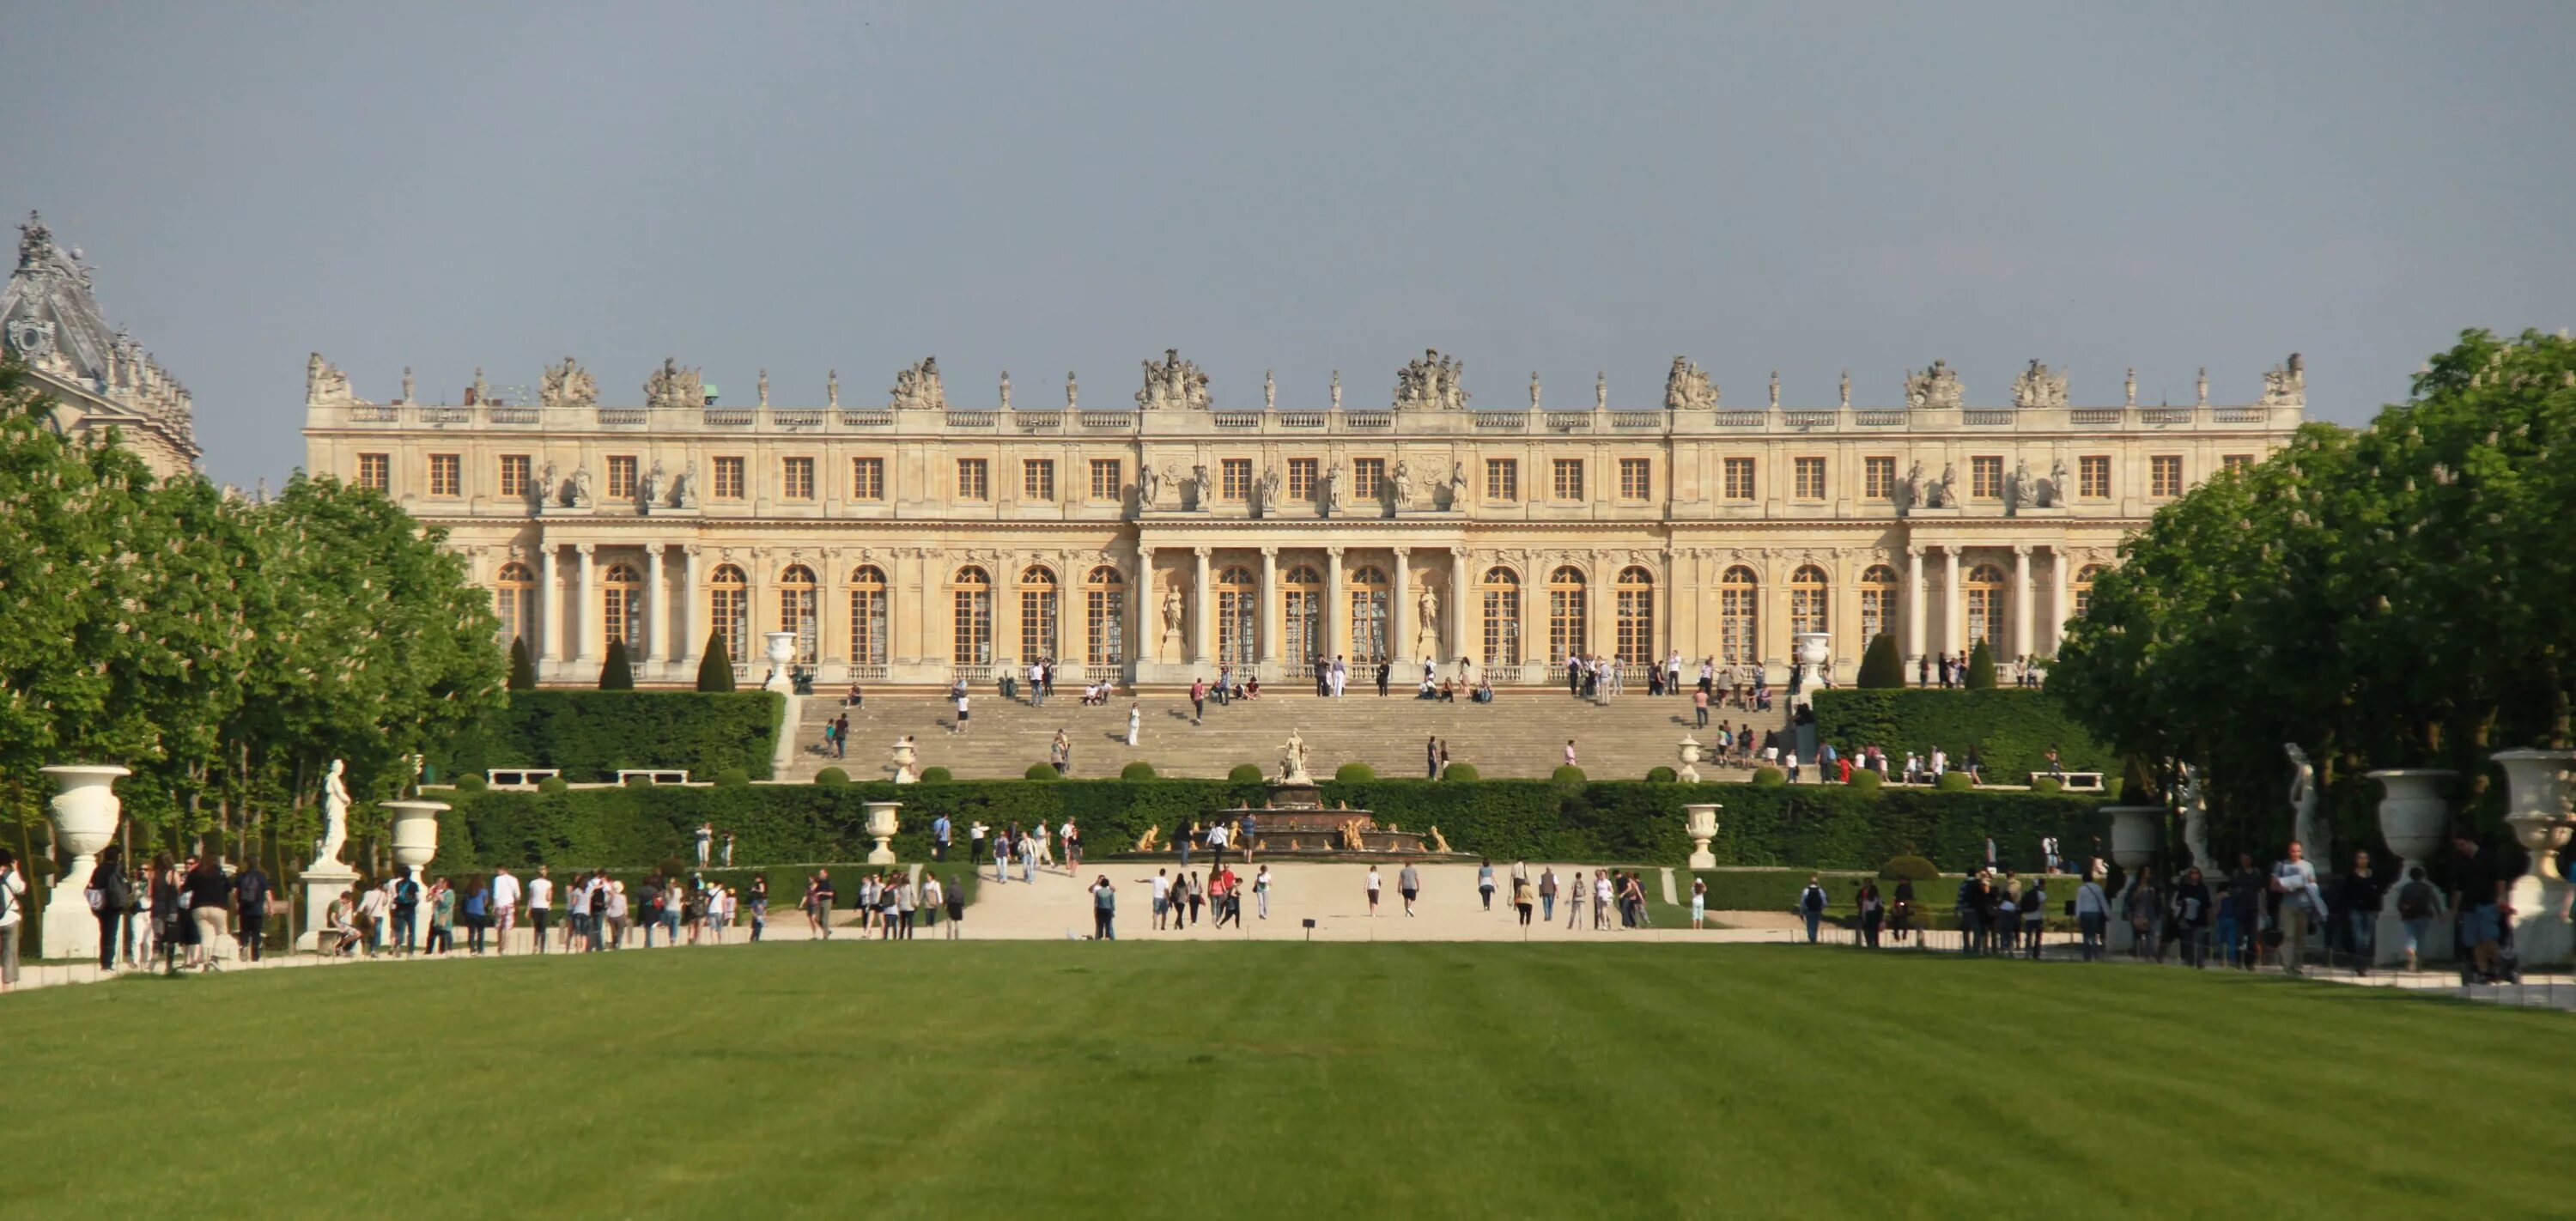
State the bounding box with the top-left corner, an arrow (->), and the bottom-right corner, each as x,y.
1662,356 -> 1716,410
1903,359 -> 1964,410
539,356 -> 598,409
1394,348 -> 1467,410
305,351 -> 361,408
891,356 -> 946,411
2009,359 -> 2069,409
1136,348 -> 1211,410
643,357 -> 704,410
2259,352 -> 2306,407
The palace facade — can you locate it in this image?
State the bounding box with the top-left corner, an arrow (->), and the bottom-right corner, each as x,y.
3,213 -> 201,477
301,349 -> 2305,687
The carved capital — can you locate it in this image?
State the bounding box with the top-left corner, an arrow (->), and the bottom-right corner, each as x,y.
1449,545 -> 1469,561
1905,544 -> 1923,558
574,542 -> 596,558
2011,543 -> 2033,558
1259,544 -> 1279,558
1390,545 -> 1410,560
1326,545 -> 1346,559
1192,545 -> 1212,560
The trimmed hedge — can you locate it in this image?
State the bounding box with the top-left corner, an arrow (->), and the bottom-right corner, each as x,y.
436,690 -> 783,783
1443,763 -> 1479,782
1645,766 -> 1677,783
1228,764 -> 1264,784
1752,766 -> 1785,787
431,778 -> 2108,874
1121,762 -> 1157,781
1552,766 -> 1586,783
815,768 -> 850,786
1024,763 -> 1059,781
1935,771 -> 1973,793
1336,762 -> 1376,783
1966,640 -> 1997,689
1856,634 -> 1904,689
1846,768 -> 1881,793
1812,689 -> 2114,785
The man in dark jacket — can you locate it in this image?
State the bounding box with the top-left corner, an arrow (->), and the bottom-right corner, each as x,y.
2336,850 -> 2384,975
234,863 -> 272,962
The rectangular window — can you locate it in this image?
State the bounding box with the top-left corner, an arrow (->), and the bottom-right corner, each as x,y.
2080,455 -> 2111,499
1485,458 -> 1518,501
1552,458 -> 1584,501
1219,458 -> 1250,501
713,456 -> 745,500
957,458 -> 989,501
427,453 -> 461,497
1022,459 -> 1054,501
1863,456 -> 1895,500
1794,456 -> 1826,500
1091,458 -> 1125,500
1287,458 -> 1318,498
851,457 -> 884,501
1353,458 -> 1386,499
2221,453 -> 2254,471
1971,456 -> 2003,500
1619,458 -> 1651,501
2150,454 -> 2184,497
1722,457 -> 1754,501
781,456 -> 816,500
606,455 -> 637,500
498,455 -> 531,498
356,453 -> 390,491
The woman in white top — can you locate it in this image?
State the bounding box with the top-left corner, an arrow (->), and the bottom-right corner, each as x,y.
952,690 -> 970,734
1365,867 -> 1382,916
1254,866 -> 1272,920
1593,872 -> 1614,931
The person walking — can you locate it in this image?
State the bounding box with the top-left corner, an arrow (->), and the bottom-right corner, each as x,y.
1426,736 -> 1441,780
2172,867 -> 2214,968
2075,872 -> 2110,961
460,877 -> 491,954
2393,866 -> 2439,972
1476,860 -> 1496,912
1366,866 -> 1383,917
1206,820 -> 1230,871
695,822 -> 714,868
87,845 -> 132,970
1399,861 -> 1422,917
225,859 -> 269,963
1254,864 -> 1272,920
186,855 -> 232,970
1050,730 -> 1072,777
1063,818 -> 1084,873
489,865 -> 520,954
1184,871 -> 1206,926
952,687 -> 971,734
943,873 -> 965,939
1511,872 -> 1534,927
1564,868 -> 1587,929
809,869 -> 835,941
526,865 -> 553,953
1796,875 -> 1827,944
1563,740 -> 1577,770
1090,875 -> 1117,939
1190,677 -> 1206,726
993,824 -> 1012,885
1538,867 -> 1558,923
2450,834 -> 2506,982
1592,870 -> 1613,931
1376,659 -> 1391,697
745,873 -> 769,942
2270,841 -> 2323,977
1692,877 -> 1710,931
0,849 -> 21,992
2338,850 -> 2383,975
427,877 -> 458,956
1144,869 -> 1171,931
2018,875 -> 2046,959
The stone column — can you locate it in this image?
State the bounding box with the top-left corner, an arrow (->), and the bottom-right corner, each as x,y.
1324,546 -> 1346,662
1390,547 -> 1413,671
1135,546 -> 1157,665
538,544 -> 561,671
2050,546 -> 2071,655
1449,547 -> 1472,674
574,543 -> 598,667
1192,546 -> 1214,667
680,544 -> 702,674
1941,545 -> 1962,659
1258,545 -> 1281,671
2011,544 -> 2034,665
1904,544 -> 1925,677
647,544 -> 669,671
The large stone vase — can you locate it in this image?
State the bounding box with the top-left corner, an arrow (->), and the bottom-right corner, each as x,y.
39,764 -> 128,962
865,801 -> 902,866
2494,749 -> 2576,967
1677,736 -> 1703,785
382,799 -> 447,951
2366,768 -> 2455,966
2101,805 -> 2161,953
762,630 -> 799,694
1791,632 -> 1830,702
890,738 -> 920,785
1683,803 -> 1721,870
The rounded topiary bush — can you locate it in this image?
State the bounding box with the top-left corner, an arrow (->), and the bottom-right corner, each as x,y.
1645,765 -> 1678,783
1847,768 -> 1882,793
1442,762 -> 1479,781
1551,765 -> 1586,784
1880,853 -> 1939,880
2029,775 -> 2063,795
537,775 -> 569,794
1120,761 -> 1157,781
1335,762 -> 1376,783
1935,770 -> 1974,793
920,766 -> 953,784
1228,763 -> 1265,784
1024,762 -> 1060,781
714,768 -> 750,787
1751,766 -> 1785,787
453,774 -> 489,793
814,767 -> 849,787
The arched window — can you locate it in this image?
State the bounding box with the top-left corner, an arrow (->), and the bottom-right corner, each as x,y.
601,562 -> 641,651
848,565 -> 888,668
709,564 -> 749,665
1085,566 -> 1127,667
1965,562 -> 2007,649
1614,566 -> 1655,665
1216,566 -> 1258,671
1858,564 -> 1899,646
1548,566 -> 1588,663
1789,564 -> 1829,638
777,564 -> 818,664
1347,565 -> 1389,666
952,566 -> 993,665
2072,563 -> 2105,622
1282,564 -> 1323,670
1480,567 -> 1521,667
1019,565 -> 1059,663
1719,566 -> 1759,665
494,561 -> 534,651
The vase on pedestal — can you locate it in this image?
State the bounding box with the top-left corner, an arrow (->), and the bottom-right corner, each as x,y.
762,631 -> 799,694
2101,805 -> 2161,953
1677,736 -> 1702,785
2366,768 -> 2455,967
890,737 -> 920,785
1683,803 -> 1721,871
1791,633 -> 1830,702
382,799 -> 448,951
38,764 -> 128,963
865,801 -> 902,866
2494,749 -> 2576,966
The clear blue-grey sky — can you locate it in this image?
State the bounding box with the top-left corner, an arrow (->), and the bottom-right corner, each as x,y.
5,2 -> 2572,485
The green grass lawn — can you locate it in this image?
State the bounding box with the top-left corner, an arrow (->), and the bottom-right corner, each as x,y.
6,944 -> 2569,1218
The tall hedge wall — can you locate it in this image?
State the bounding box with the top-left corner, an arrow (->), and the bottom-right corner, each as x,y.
431,778 -> 2105,875
1811,689 -> 2114,784
435,691 -> 784,783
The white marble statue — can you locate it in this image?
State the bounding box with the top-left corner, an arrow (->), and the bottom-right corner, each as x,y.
671,461 -> 698,509
2047,458 -> 2069,507
1264,369 -> 1276,410
1329,370 -> 1341,410
1391,460 -> 1415,508
999,369 -> 1012,410
828,369 -> 840,409
1323,462 -> 1346,513
1595,371 -> 1607,410
1065,371 -> 1078,409
1904,359 -> 1964,410
1279,729 -> 1313,786
1161,586 -> 1185,646
1839,369 -> 1851,408
2286,742 -> 2322,859
1662,357 -> 1716,410
757,368 -> 769,407
640,460 -> 666,507
1139,464 -> 1165,508
315,757 -> 352,870
569,466 -> 595,507
2178,762 -> 2210,872
1416,586 -> 1440,658
1259,465 -> 1282,513
2007,459 -> 2038,512
1529,370 -> 1541,409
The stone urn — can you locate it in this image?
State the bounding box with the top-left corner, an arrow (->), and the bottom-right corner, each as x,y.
890,737 -> 920,784
1677,735 -> 1703,785
2494,748 -> 2576,965
2366,768 -> 2455,966
1683,802 -> 1721,871
2101,805 -> 2162,953
39,764 -> 129,962
864,801 -> 902,866
762,630 -> 799,694
382,798 -> 448,951
1791,632 -> 1830,698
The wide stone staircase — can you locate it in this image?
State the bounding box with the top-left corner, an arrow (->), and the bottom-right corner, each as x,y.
781,687 -> 1790,782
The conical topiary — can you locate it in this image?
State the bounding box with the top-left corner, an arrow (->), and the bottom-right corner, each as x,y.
507,636 -> 538,690
695,630 -> 736,692
598,639 -> 635,689
1965,640 -> 1997,689
1856,634 -> 1904,689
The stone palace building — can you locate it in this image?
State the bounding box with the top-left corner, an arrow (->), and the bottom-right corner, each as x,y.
301,348 -> 2304,687
3,212 -> 201,477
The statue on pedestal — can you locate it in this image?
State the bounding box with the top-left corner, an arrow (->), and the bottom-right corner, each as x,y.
1279,729 -> 1313,785
568,466 -> 595,508
1161,586 -> 1185,650
314,758 -> 351,871
2286,743 -> 2323,859
640,460 -> 667,507
2179,762 -> 2210,872
1139,464 -> 1164,509
1391,460 -> 1416,510
1415,586 -> 1441,659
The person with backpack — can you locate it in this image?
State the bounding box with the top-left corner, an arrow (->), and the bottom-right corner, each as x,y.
234,860 -> 272,962
185,856 -> 233,970
2074,873 -> 2110,961
1797,876 -> 1828,944
89,844 -> 134,970
2393,866 -> 2441,972
2020,875 -> 2048,959
390,867 -> 422,953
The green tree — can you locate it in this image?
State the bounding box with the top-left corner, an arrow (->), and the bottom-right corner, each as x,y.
696,631 -> 736,692
598,639 -> 635,690
1856,635 -> 1904,689
507,637 -> 538,690
1964,641 -> 1996,689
